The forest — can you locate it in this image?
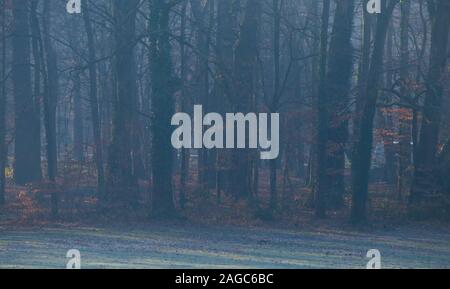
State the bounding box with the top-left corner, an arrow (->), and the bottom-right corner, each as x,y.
0,0 -> 450,269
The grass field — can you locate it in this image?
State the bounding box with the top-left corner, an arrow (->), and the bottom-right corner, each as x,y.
1,222 -> 449,269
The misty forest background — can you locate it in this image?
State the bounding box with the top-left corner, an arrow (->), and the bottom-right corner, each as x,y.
0,0 -> 450,227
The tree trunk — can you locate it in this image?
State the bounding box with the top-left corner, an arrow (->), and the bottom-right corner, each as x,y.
382,23 -> 396,185
179,0 -> 188,210
150,0 -> 176,218
397,0 -> 411,199
191,0 -> 213,190
72,70 -> 84,162
12,0 -> 42,185
351,0 -> 398,224
30,0 -> 42,177
82,0 -> 105,200
229,0 -> 262,200
324,0 -> 355,209
315,0 -> 331,217
68,12 -> 83,163
42,0 -> 59,217
0,0 -> 6,205
269,0 -> 282,212
354,0 -> 373,136
108,0 -> 139,208
215,0 -> 236,198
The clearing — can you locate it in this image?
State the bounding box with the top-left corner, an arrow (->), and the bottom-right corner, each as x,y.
0,222 -> 449,268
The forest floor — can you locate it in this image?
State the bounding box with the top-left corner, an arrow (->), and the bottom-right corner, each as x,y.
1,221 -> 450,268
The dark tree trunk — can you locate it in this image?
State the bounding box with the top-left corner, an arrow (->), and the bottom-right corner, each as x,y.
304,0 -> 319,193
351,0 -> 398,224
12,0 -> 42,185
269,0 -> 282,212
230,0 -> 262,200
150,0 -> 176,218
179,0 -> 188,210
191,0 -> 213,190
397,0 -> 411,199
315,0 -> 331,218
324,0 -> 355,209
354,0 -> 373,135
382,24 -> 396,185
215,0 -> 236,198
108,0 -> 139,207
68,12 -> 83,163
42,0 -> 59,217
30,0 -> 42,176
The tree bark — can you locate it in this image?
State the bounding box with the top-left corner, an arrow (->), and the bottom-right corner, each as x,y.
230,0 -> 262,200
315,0 -> 331,218
179,0 -> 188,210
69,14 -> 83,163
215,0 -> 236,198
42,0 -> 59,217
12,0 -> 42,185
150,0 -> 177,218
382,23 -> 396,185
351,0 -> 398,224
30,0 -> 42,177
269,0 -> 282,212
397,0 -> 411,198
354,0 -> 373,136
107,0 -> 139,207
324,0 -> 355,209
